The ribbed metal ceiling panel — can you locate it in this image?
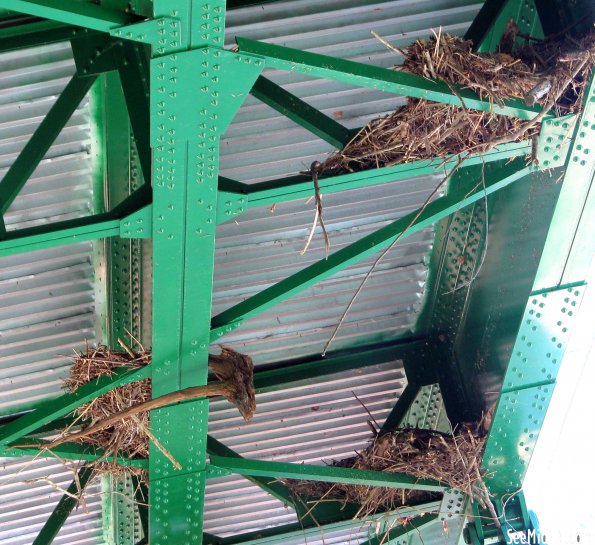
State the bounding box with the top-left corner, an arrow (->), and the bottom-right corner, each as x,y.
0,41 -> 103,545
206,0 -> 481,540
205,359 -> 406,536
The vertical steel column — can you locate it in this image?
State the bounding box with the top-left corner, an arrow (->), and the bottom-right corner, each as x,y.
147,3 -> 262,544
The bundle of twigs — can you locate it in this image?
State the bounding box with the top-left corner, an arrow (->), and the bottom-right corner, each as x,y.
321,30 -> 594,174
287,426 -> 487,518
65,344 -> 153,460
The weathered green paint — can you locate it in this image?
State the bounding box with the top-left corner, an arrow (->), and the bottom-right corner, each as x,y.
0,365 -> 149,445
236,38 -> 546,121
250,75 -> 355,148
211,159 -> 533,338
32,466 -> 94,545
209,456 -> 446,492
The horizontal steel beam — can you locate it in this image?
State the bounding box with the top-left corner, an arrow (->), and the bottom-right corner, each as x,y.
0,0 -> 131,31
212,502 -> 441,545
236,38 -> 545,121
208,456 -> 446,491
211,158 -> 533,337
253,338 -> 429,393
0,365 -> 150,445
0,19 -> 89,53
3,440 -> 148,468
222,141 -> 532,210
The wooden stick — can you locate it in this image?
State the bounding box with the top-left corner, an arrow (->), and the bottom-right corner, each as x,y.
16,383 -> 230,450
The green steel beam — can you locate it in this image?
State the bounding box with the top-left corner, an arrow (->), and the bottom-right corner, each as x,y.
253,338 -> 432,393
229,141 -> 532,210
146,3 -> 262,545
211,158 -> 533,338
0,73 -> 97,215
3,441 -> 148,468
482,78 -> 595,496
464,0 -> 509,49
209,456 -> 446,492
116,41 -> 151,184
32,466 -> 94,545
250,76 -> 355,149
380,382 -> 421,433
359,513 -> 439,545
236,38 -> 546,121
0,0 -> 132,31
213,503 -> 441,545
206,435 -> 296,507
0,203 -> 151,257
0,19 -> 87,53
0,365 -> 149,445
533,76 -> 595,290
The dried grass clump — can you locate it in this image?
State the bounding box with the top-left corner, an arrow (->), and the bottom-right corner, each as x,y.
65,344 -> 152,464
287,426 -> 487,517
322,31 -> 595,174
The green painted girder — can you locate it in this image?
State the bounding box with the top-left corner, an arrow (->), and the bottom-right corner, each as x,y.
0,365 -> 149,446
0,200 -> 152,257
482,76 -> 595,496
115,40 -> 151,184
4,440 -> 148,468
381,382 -> 421,433
464,0 -> 510,49
208,456 -> 446,492
253,338 -> 433,393
212,502 -> 441,545
32,466 -> 94,545
236,38 -> 546,121
211,158 -> 534,338
0,0 -> 132,31
0,19 -> 91,53
221,140 -> 532,211
250,75 -> 355,149
359,513 -> 439,545
0,72 -> 97,217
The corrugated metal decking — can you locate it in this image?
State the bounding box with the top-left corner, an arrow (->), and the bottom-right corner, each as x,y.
0,41 -> 102,545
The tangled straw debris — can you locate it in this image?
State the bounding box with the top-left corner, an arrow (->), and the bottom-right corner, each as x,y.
39,343 -> 255,476
287,426 -> 488,517
321,30 -> 594,174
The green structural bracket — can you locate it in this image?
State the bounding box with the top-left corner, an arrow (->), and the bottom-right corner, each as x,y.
149,47 -> 263,147
110,17 -> 182,48
208,456 -> 446,492
236,37 -> 546,121
121,205 -> 153,238
0,365 -> 150,446
483,283 -> 586,494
